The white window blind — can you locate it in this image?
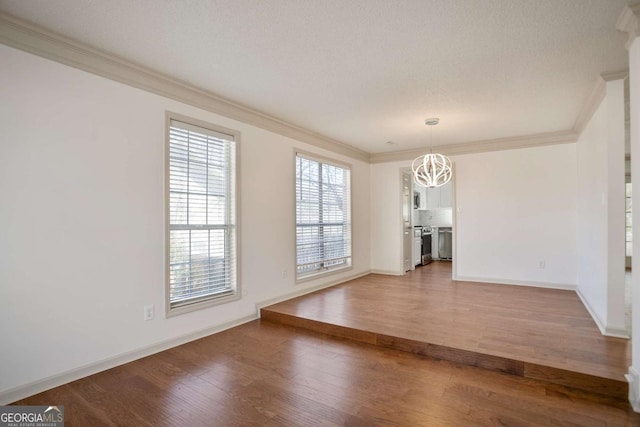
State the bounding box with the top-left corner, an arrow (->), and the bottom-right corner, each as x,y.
296,153 -> 352,278
167,118 -> 237,311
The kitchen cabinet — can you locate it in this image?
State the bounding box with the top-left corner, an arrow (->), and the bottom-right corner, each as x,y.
415,186 -> 428,210
425,187 -> 439,209
422,181 -> 452,209
440,182 -> 452,208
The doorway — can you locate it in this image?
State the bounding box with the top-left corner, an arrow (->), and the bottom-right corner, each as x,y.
402,170 -> 413,272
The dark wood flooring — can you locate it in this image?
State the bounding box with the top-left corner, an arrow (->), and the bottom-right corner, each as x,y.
14,263 -> 639,424
15,320 -> 640,425
261,262 -> 632,400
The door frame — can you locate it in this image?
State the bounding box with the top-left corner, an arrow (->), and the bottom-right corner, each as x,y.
400,168 -> 415,273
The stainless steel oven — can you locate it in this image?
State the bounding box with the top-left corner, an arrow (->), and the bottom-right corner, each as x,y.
421,227 -> 432,265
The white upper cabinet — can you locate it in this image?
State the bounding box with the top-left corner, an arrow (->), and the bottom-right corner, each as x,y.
421,181 -> 452,209
415,186 -> 427,210
425,187 -> 439,209
440,182 -> 452,208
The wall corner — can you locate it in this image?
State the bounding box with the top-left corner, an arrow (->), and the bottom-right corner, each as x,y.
617,4 -> 640,50
626,366 -> 640,412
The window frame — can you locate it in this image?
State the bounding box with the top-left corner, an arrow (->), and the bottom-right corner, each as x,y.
294,150 -> 353,283
626,181 -> 632,259
165,112 -> 241,317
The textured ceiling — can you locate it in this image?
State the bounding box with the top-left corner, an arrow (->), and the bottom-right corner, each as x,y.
0,0 -> 631,153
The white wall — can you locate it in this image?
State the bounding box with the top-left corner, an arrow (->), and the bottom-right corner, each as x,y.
0,44 -> 370,399
370,163 -> 405,274
453,145 -> 578,286
628,35 -> 640,411
576,79 -> 626,337
606,80 -> 626,335
370,145 -> 578,287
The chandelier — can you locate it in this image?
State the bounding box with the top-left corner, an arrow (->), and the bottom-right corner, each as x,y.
412,118 -> 452,188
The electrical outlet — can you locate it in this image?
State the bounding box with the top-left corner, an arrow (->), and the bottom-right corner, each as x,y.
144,304 -> 154,321
539,260 -> 546,269
282,269 -> 288,279
242,289 -> 248,297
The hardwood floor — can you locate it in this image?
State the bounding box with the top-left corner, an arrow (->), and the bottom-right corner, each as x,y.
261,262 -> 631,399
14,264 -> 638,424
14,320 -> 640,426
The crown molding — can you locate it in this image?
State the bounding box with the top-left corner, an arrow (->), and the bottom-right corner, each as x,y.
0,12 -> 613,165
572,71 -> 628,135
0,13 -> 369,163
616,4 -> 640,49
370,69 -> 625,163
573,76 -> 606,134
601,70 -> 629,82
369,130 -> 578,163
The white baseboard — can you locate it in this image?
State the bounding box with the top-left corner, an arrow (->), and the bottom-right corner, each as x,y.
455,275 -> 577,291
0,314 -> 257,405
256,270 -> 371,310
449,276 -> 630,340
576,288 -> 607,335
370,269 -> 405,276
0,270 -> 373,405
602,328 -> 631,340
603,325 -> 630,339
626,366 -> 640,412
575,289 -> 630,339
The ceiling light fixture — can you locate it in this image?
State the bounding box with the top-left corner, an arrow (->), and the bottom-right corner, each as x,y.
412,118 -> 452,188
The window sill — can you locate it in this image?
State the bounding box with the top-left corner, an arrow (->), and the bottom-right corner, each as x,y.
295,265 -> 353,285
165,291 -> 241,318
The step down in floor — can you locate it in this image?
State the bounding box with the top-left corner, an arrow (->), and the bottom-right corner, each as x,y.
260,308 -> 628,401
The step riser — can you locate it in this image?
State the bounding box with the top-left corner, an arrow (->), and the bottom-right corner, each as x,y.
261,309 -> 627,401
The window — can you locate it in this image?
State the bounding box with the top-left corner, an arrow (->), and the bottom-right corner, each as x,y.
166,114 -> 238,315
627,182 -> 632,258
295,153 -> 352,279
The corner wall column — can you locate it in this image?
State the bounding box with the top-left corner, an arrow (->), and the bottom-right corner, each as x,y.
617,3 -> 640,412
